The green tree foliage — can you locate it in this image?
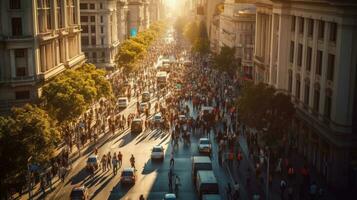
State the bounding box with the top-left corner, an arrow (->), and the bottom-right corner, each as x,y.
183,20 -> 210,55
0,105 -> 60,196
237,83 -> 295,148
42,63 -> 113,123
213,46 -> 237,73
116,21 -> 167,74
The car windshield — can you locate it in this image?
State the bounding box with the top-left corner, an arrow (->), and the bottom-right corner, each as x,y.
200,140 -> 210,145
118,99 -> 126,103
122,171 -> 133,176
153,148 -> 162,152
71,190 -> 84,197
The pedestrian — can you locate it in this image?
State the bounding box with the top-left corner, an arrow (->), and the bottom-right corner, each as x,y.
107,152 -> 112,169
118,151 -> 123,168
112,153 -> 118,175
170,155 -> 175,168
101,155 -> 107,171
46,172 -> 52,190
280,179 -> 287,200
168,171 -> 173,192
309,181 -> 317,200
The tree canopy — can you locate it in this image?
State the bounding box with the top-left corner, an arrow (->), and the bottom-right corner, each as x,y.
237,83 -> 295,148
184,20 -> 210,55
0,105 -> 60,197
42,63 -> 113,124
213,46 -> 238,73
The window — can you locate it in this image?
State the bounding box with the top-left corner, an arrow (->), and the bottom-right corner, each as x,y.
57,0 -> 63,28
296,78 -> 301,99
324,95 -> 332,120
80,3 -> 88,9
66,0 -> 75,25
299,17 -> 304,34
291,16 -> 296,32
313,89 -> 320,113
90,25 -> 96,33
304,82 -> 310,106
100,3 -> 103,9
92,52 -> 97,60
308,18 -> 314,37
10,0 -> 21,9
80,16 -> 88,22
37,0 -> 52,32
15,91 -> 30,100
100,16 -> 103,23
90,16 -> 95,22
290,41 -> 294,63
330,22 -> 337,42
101,26 -> 104,34
101,37 -> 104,45
82,25 -> 88,33
327,54 -> 335,81
11,18 -> 22,36
297,44 -> 302,67
318,20 -> 325,39
288,70 -> 293,93
101,51 -> 105,57
306,47 -> 312,71
91,37 -> 96,45
15,49 -> 28,77
316,50 -> 323,75
81,36 -> 89,45
89,3 -> 95,9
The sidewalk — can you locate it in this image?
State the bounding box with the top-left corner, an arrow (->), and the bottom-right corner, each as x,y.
224,135 -> 337,200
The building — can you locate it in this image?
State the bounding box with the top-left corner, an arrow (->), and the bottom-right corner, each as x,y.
0,0 -> 85,113
148,0 -> 164,23
254,0 -> 357,189
127,0 -> 148,35
80,0 -> 128,69
219,0 -> 255,79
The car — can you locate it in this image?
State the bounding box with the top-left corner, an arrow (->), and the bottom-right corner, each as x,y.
121,168 -> 136,184
178,115 -> 186,123
70,186 -> 89,200
118,97 -> 129,109
153,113 -> 164,123
163,193 -> 176,200
198,138 -> 212,154
86,155 -> 99,171
151,145 -> 164,161
131,118 -> 143,134
139,102 -> 148,112
142,91 -> 150,102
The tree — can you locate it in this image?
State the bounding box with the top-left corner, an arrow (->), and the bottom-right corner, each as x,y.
237,83 -> 295,148
213,46 -> 238,73
174,16 -> 187,36
42,64 -> 113,124
184,21 -> 199,44
0,105 -> 60,197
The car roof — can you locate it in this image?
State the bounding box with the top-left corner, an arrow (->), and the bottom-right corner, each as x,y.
197,170 -> 217,183
88,155 -> 97,159
202,194 -> 222,200
123,168 -> 135,172
133,118 -> 142,122
199,138 -> 210,141
193,156 -> 212,163
153,145 -> 163,149
140,102 -> 147,105
165,193 -> 176,198
154,113 -> 162,117
72,186 -> 86,191
118,97 -> 128,100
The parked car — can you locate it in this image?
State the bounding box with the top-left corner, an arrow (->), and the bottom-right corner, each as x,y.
151,145 -> 164,161
118,97 -> 129,109
70,186 -> 89,200
198,138 -> 212,154
86,155 -> 99,171
121,168 -> 136,185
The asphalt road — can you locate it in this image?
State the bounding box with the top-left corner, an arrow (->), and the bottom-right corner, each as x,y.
51,52 -> 232,200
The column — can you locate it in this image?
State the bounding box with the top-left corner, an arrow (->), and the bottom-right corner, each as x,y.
28,49 -> 34,76
10,50 -> 16,78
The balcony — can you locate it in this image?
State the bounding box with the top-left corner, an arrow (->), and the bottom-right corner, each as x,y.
0,75 -> 36,86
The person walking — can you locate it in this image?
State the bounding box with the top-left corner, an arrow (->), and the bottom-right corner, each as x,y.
107,152 -> 112,170
280,179 -> 287,200
118,151 -> 123,168
112,153 -> 118,175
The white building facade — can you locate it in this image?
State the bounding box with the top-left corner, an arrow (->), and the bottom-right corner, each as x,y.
254,0 -> 357,188
0,0 -> 85,113
80,0 -> 128,69
219,0 -> 255,79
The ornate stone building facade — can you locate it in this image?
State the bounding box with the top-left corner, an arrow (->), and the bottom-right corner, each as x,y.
80,0 -> 128,69
254,0 -> 357,189
0,0 -> 85,113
